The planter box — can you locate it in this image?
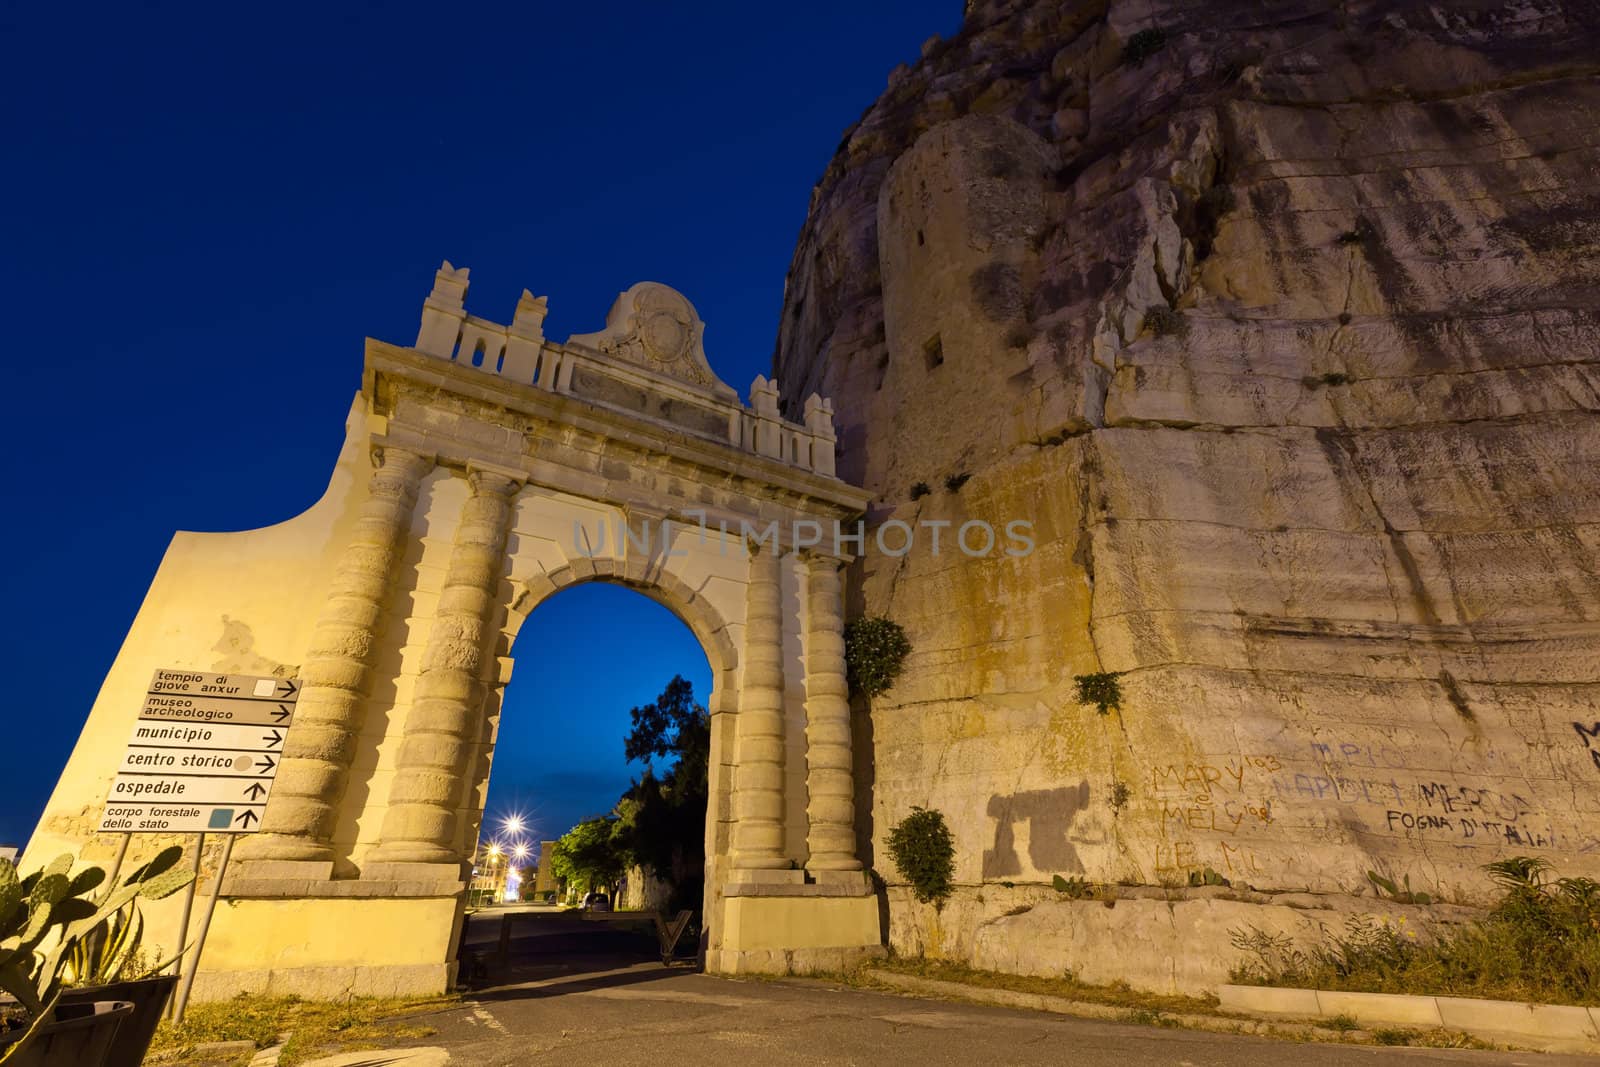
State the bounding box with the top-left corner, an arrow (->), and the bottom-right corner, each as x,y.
62,974 -> 179,1067
0,1000 -> 133,1067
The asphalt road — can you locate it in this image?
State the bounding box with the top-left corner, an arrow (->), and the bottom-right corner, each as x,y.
383,910 -> 1594,1067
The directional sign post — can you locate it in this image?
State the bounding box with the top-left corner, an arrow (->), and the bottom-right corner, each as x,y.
100,669 -> 300,835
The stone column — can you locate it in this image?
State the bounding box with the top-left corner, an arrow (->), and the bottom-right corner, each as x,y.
368,466 -> 521,867
728,542 -> 789,870
803,556 -> 862,871
238,445 -> 433,864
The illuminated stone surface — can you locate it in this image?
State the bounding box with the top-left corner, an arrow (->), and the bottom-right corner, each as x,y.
774,0 -> 1600,988
24,271 -> 880,996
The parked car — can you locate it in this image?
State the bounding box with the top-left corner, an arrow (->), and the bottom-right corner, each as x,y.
582,891 -> 611,912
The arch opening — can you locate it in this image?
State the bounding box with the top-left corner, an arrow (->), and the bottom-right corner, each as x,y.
463,578 -> 723,973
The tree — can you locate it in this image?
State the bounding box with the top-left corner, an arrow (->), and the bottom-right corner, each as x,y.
615,676 -> 710,913
549,816 -> 628,896
623,674 -> 710,798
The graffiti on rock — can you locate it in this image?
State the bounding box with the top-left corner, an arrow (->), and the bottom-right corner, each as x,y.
982,782 -> 1090,878
1577,722 -> 1600,774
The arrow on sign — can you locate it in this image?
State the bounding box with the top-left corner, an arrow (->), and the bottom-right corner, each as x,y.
277,679 -> 299,699
272,704 -> 292,724
235,809 -> 260,828
243,782 -> 268,801
255,755 -> 277,774
261,729 -> 284,749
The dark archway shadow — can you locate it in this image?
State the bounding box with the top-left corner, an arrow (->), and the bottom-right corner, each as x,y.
461,908 -> 697,1002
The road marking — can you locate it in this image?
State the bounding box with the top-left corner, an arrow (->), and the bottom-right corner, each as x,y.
470,1004 -> 509,1035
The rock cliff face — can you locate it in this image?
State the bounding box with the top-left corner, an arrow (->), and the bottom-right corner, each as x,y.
774,0 -> 1600,979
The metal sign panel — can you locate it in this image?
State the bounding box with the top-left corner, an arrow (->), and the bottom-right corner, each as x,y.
99,669 -> 300,834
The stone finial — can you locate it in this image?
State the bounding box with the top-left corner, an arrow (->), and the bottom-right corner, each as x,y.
511,289 -> 549,340
417,261 -> 471,358
750,374 -> 781,416
426,260 -> 470,310
803,393 -> 837,477
803,393 -> 835,437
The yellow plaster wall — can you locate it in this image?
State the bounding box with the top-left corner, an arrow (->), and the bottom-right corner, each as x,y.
204,897 -> 459,971
20,395 -> 374,946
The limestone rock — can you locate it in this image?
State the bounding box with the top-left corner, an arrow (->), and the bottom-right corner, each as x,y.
774,0 -> 1600,980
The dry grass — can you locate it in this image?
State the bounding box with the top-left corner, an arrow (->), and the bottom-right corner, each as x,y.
150,993 -> 457,1066
865,957 -> 1219,1016
851,958 -> 1501,1051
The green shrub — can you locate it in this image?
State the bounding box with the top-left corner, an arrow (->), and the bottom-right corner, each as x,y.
910,481 -> 931,500
1122,28 -> 1167,66
1074,672 -> 1123,715
844,616 -> 911,698
888,807 -> 955,906
944,472 -> 971,492
1108,781 -> 1132,813
1142,305 -> 1187,339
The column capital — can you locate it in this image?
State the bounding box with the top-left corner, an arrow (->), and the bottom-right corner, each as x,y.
368,441 -> 435,476
799,548 -> 847,570
465,460 -> 526,496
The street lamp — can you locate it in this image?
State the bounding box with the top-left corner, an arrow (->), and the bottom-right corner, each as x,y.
503,815 -> 524,837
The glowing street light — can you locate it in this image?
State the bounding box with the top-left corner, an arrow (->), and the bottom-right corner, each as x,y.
503,815 -> 524,836
513,843 -> 530,862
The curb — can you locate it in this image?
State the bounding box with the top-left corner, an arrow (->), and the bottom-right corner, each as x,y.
1219,984 -> 1600,1054
863,970 -> 1336,1042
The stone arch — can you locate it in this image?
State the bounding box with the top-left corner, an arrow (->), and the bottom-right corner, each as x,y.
505,562 -> 739,680
25,267 -> 880,999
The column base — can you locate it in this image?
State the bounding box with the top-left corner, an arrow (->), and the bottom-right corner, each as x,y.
224,859 -> 336,895
232,834 -> 335,863
728,868 -> 806,888
361,861 -> 466,887
806,869 -> 873,892
709,886 -> 883,976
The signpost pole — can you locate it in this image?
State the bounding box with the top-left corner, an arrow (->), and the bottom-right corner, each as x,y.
101,832 -> 132,901
164,832 -> 205,1018
171,833 -> 233,1026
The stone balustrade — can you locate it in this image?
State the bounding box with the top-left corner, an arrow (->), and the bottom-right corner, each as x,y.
412,262 -> 838,477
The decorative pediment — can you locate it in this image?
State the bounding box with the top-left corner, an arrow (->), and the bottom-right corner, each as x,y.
566,282 -> 736,399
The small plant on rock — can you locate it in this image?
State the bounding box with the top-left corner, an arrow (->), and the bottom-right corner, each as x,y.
1189,866 -> 1232,888
944,472 -> 971,493
844,617 -> 911,699
1074,672 -> 1123,715
1142,305 -> 1187,339
1108,781 -> 1132,813
1121,28 -> 1167,66
1052,874 -> 1092,899
910,481 -> 931,500
1367,870 -> 1432,905
888,807 -> 956,907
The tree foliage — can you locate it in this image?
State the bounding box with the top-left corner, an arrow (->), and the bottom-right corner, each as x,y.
549,816 -> 627,895
614,675 -> 709,913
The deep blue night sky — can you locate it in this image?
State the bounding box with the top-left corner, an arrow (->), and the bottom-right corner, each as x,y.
0,2 -> 954,847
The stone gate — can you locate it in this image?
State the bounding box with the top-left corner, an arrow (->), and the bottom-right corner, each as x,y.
23,263 -> 882,996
